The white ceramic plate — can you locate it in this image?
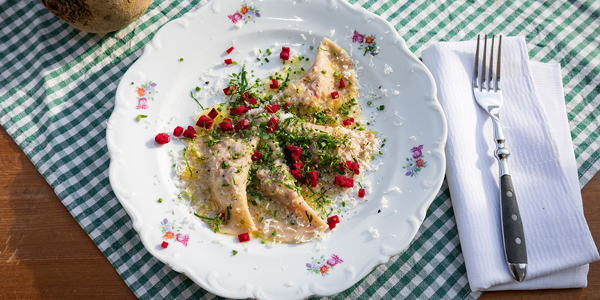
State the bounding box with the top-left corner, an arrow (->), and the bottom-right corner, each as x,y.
107,0 -> 447,298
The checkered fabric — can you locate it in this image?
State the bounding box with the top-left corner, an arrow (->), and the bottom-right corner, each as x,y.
1,0 -> 598,299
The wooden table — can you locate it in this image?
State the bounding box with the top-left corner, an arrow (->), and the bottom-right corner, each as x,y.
0,125 -> 598,300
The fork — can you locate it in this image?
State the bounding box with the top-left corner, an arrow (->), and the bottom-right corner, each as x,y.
473,34 -> 527,282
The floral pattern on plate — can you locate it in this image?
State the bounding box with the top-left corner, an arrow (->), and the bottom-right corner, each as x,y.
306,254 -> 344,276
228,4 -> 261,24
352,30 -> 379,56
135,81 -> 157,110
403,145 -> 427,177
160,218 -> 189,247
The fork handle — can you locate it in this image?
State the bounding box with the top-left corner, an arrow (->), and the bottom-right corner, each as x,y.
500,174 -> 528,281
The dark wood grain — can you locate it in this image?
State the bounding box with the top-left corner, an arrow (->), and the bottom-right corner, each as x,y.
0,125 -> 598,299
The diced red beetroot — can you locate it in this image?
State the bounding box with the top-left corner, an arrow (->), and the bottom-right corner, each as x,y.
161,241 -> 169,248
155,133 -> 170,145
340,78 -> 346,88
217,212 -> 226,222
208,108 -> 219,119
280,51 -> 290,60
266,117 -> 277,133
334,176 -> 354,188
343,177 -> 354,187
331,91 -> 339,99
242,92 -> 257,106
238,106 -> 249,115
358,188 -> 365,198
229,106 -> 248,116
266,104 -> 280,113
308,171 -> 318,187
282,46 -> 290,53
270,78 -> 279,89
234,119 -> 250,132
286,144 -> 302,162
229,105 -> 250,116
182,126 -> 196,139
293,161 -> 304,170
327,215 -> 340,230
224,58 -> 233,65
226,46 -> 234,54
342,117 -> 355,126
251,151 -> 262,161
196,115 -> 214,129
351,161 -> 360,175
223,85 -> 236,95
291,169 -> 302,181
238,233 -> 250,243
173,126 -> 184,137
339,160 -> 352,171
182,129 -> 196,139
219,118 -> 233,132
283,102 -> 291,110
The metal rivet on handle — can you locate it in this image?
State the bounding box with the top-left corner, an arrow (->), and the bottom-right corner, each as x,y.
511,214 -> 517,221
506,191 -> 513,197
515,238 -> 522,244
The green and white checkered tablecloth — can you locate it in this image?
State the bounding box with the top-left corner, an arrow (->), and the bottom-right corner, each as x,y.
1,0 -> 598,299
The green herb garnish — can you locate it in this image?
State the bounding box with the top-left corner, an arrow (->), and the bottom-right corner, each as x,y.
190,91 -> 204,109
182,148 -> 193,177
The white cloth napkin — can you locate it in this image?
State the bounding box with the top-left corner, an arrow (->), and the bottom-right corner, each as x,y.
421,36 -> 599,291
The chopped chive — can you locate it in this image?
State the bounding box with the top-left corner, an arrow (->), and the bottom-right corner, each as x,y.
190,92 -> 204,109
321,70 -> 327,74
182,148 -> 193,177
232,250 -> 238,256
272,230 -> 277,236
195,86 -> 201,92
179,58 -> 183,61
158,198 -> 163,203
290,220 -> 295,225
137,114 -> 147,121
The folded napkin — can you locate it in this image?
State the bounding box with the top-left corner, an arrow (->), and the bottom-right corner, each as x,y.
421,36 -> 599,291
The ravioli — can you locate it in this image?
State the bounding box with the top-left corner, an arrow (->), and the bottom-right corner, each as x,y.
180,38 -> 379,244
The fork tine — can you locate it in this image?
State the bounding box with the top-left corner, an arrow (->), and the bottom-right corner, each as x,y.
488,35 -> 495,91
473,34 -> 480,89
496,35 -> 502,91
481,34 -> 487,91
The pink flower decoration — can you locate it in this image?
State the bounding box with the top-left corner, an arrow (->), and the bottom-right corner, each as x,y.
228,12 -> 243,24
176,233 -> 189,247
352,30 -> 364,44
411,145 -> 424,158
136,98 -> 148,110
326,254 -> 344,266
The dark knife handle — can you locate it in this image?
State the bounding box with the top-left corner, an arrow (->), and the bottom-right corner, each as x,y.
500,174 -> 528,280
